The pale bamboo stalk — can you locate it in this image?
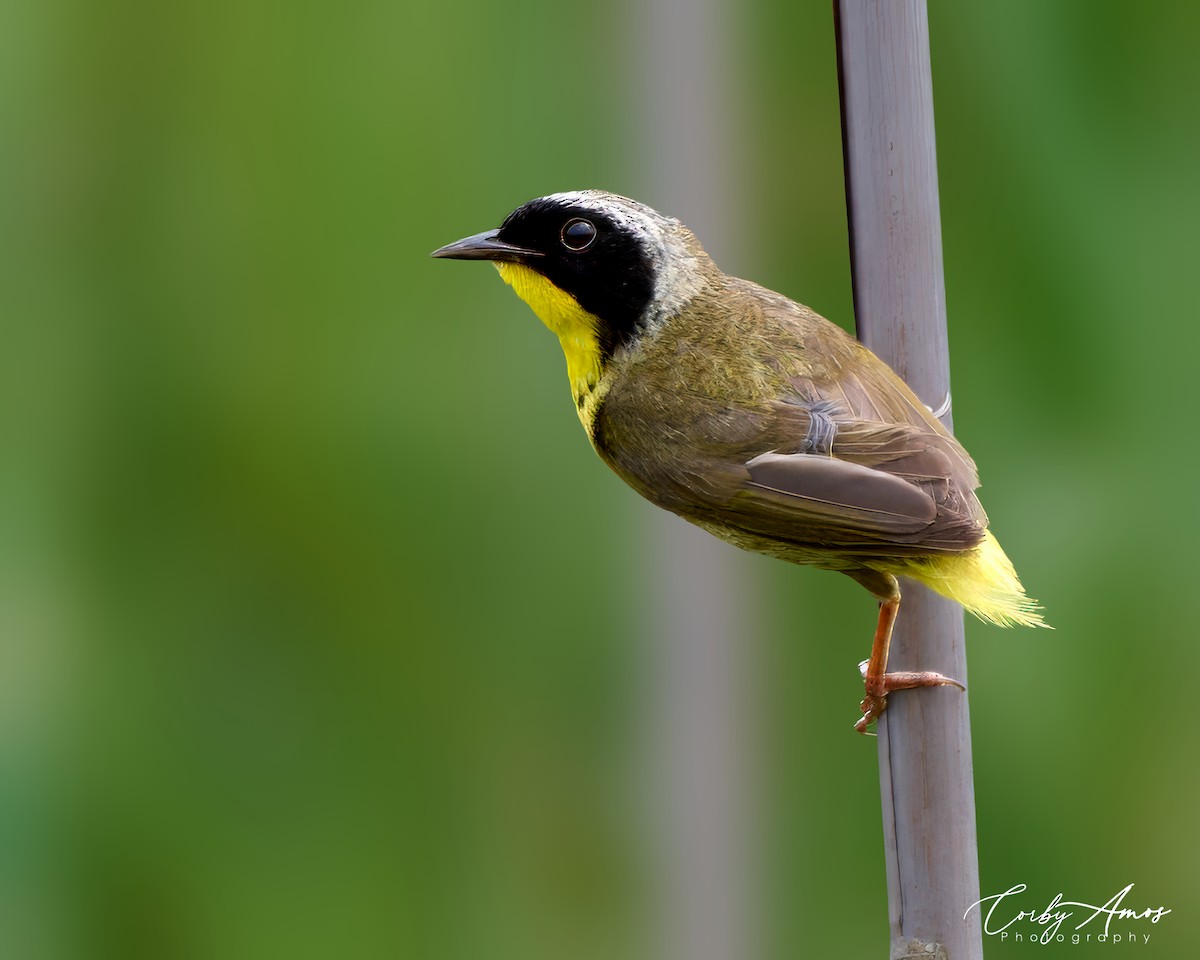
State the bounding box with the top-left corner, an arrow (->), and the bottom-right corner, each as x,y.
835,2 -> 985,957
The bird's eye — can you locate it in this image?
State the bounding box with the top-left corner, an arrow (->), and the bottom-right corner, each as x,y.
560,218 -> 597,252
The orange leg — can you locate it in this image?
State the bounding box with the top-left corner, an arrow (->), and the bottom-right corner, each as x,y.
851,578 -> 965,735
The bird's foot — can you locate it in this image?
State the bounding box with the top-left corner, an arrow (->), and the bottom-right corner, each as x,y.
853,660 -> 965,734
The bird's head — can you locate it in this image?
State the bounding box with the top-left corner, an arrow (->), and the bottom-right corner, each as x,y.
432,192 -> 713,407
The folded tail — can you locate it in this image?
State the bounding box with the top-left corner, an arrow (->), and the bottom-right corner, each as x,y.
882,530 -> 1048,628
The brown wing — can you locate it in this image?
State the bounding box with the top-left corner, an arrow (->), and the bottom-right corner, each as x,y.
711,363 -> 987,555
594,279 -> 989,558
689,291 -> 986,555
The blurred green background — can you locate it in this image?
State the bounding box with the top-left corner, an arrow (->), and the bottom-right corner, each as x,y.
2,0 -> 1198,957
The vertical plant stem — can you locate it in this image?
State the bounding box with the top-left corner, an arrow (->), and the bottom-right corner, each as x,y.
835,2 -> 984,956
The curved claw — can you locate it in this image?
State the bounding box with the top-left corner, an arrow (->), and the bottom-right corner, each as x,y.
855,693 -> 886,735
854,672 -> 965,734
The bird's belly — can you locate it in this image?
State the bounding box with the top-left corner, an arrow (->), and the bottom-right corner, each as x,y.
685,517 -> 869,571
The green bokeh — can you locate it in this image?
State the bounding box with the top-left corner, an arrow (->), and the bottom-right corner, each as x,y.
2,1 -> 1197,957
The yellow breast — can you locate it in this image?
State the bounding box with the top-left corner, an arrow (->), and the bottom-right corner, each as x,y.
496,262 -> 608,432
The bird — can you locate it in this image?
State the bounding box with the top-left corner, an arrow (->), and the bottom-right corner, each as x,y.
431,190 -> 1044,732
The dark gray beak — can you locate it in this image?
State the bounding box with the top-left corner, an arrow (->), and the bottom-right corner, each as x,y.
429,229 -> 543,263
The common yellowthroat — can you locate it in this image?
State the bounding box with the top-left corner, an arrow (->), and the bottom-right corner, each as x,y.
432,191 -> 1043,732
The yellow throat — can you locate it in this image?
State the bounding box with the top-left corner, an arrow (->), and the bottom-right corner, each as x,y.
496,262 -> 607,430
